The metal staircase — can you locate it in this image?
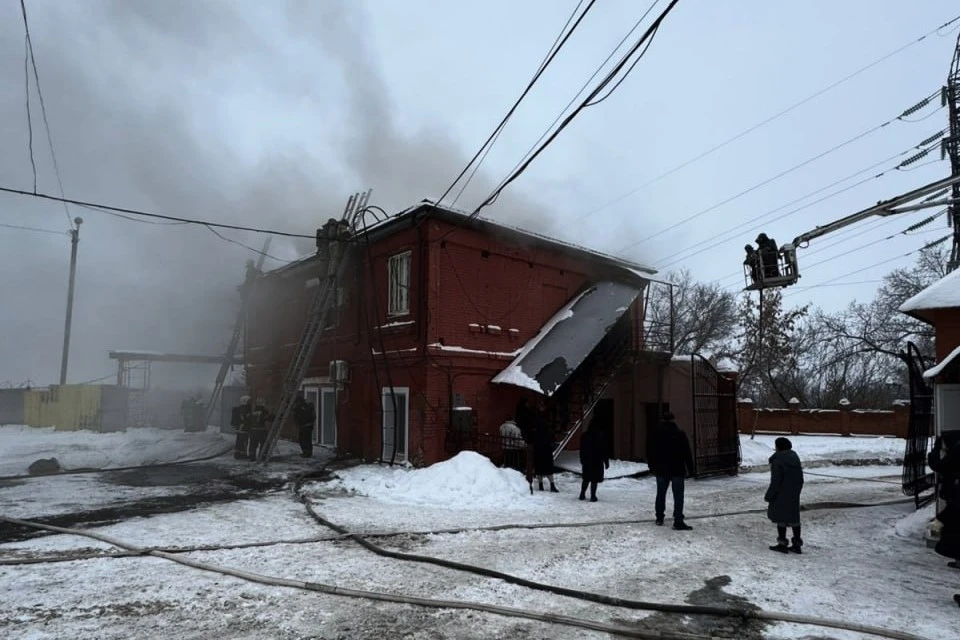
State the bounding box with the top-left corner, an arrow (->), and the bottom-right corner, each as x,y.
203,237 -> 272,430
257,191 -> 368,462
552,316 -> 632,458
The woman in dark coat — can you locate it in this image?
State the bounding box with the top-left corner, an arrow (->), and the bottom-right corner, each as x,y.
765,437 -> 805,553
579,419 -> 610,502
532,409 -> 558,493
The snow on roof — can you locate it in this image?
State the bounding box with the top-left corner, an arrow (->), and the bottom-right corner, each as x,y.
491,303 -> 580,394
899,268 -> 960,314
924,344 -> 960,379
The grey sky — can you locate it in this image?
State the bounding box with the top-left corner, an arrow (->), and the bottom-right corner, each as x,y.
0,0 -> 957,387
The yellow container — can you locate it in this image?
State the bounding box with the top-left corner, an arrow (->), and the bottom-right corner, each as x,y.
24,385 -> 105,431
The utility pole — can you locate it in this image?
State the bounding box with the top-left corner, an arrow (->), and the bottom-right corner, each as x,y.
945,32 -> 960,272
59,217 -> 82,386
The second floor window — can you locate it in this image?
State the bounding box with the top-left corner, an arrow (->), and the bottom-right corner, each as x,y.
388,251 -> 411,316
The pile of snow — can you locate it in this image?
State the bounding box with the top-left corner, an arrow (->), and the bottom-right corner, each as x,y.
333,451 -> 532,509
0,424 -> 232,476
554,451 -> 648,477
895,503 -> 936,540
740,434 -> 905,469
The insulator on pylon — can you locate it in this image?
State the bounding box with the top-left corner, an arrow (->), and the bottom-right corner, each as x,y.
901,97 -> 931,117
905,211 -> 944,233
919,131 -> 945,148
923,188 -> 950,202
898,148 -> 930,168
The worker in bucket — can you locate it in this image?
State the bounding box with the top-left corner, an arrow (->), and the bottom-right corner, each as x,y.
743,244 -> 761,285
755,233 -> 780,279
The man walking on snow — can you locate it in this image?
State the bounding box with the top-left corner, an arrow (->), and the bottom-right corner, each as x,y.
648,410 -> 694,530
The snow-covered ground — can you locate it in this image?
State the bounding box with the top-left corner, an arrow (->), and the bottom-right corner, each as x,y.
740,434 -> 905,469
554,450 -> 649,477
1,430 -> 956,639
0,424 -> 234,476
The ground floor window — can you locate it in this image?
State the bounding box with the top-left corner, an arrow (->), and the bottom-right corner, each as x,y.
381,387 -> 409,462
303,386 -> 337,447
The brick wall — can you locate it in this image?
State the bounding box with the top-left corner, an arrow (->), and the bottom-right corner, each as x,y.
738,400 -> 909,437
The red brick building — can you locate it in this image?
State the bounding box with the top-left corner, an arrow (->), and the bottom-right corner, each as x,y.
244,201 -> 739,474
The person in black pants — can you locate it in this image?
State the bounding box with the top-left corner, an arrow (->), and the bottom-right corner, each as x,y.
579,418 -> 610,502
929,431 -> 960,607
293,394 -> 316,458
648,410 -> 695,530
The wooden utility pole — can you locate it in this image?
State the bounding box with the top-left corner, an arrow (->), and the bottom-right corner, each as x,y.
59,217 -> 82,386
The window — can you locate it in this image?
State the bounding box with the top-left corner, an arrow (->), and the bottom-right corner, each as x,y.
388,251 -> 411,316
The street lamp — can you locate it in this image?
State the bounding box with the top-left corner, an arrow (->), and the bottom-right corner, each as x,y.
59,216 -> 82,386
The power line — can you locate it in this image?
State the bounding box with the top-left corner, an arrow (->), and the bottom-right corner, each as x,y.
783,233 -> 950,298
468,0 -> 682,224
0,221 -> 65,236
440,0 -> 597,209
23,36 -> 35,193
451,0 -> 590,207
203,225 -> 291,263
571,13 -> 960,222
0,186 -> 316,239
616,91 -> 944,254
20,0 -> 73,230
654,129 -> 948,272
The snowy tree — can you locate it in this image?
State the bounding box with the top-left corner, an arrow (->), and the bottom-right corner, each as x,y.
646,269 -> 738,357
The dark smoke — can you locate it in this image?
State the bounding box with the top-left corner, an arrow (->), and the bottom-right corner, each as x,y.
0,0 -> 553,388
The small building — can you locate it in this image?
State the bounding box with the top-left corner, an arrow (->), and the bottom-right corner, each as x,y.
245,200 -> 739,474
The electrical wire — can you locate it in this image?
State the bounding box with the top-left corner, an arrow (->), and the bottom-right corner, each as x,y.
572,13 -> 960,222
616,91 -> 944,254
440,0 -> 597,210
203,225 -> 291,263
23,36 -> 35,193
459,0 -> 682,230
655,129 -> 948,274
20,0 -> 73,230
451,0 -> 589,207
0,221 -> 65,236
0,186 -> 315,239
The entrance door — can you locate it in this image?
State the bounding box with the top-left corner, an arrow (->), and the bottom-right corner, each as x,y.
381,387 -> 409,463
303,387 -> 320,443
320,388 -> 337,447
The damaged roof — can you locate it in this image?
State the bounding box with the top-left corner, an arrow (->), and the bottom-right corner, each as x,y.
491,280 -> 642,396
267,200 -> 656,279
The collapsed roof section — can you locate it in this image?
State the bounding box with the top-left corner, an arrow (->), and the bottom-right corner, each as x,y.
491,280 -> 642,396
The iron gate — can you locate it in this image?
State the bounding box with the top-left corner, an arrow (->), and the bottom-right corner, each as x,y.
691,354 -> 740,477
901,341 -> 935,508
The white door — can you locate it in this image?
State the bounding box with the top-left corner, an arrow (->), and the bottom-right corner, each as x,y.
320,388 -> 337,447
381,387 -> 409,462
303,387 -> 320,443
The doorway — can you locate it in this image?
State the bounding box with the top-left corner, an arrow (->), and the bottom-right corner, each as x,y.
381,387 -> 409,463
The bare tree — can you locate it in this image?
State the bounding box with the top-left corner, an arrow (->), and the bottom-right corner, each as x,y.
646,269 -> 738,357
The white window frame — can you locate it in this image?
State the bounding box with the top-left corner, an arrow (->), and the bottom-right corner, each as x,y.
387,251 -> 411,317
381,386 -> 410,463
319,387 -> 338,447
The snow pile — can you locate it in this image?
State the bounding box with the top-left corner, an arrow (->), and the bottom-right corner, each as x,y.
554,451 -> 648,477
740,434 -> 904,469
0,424 -> 232,476
895,503 -> 936,540
333,451 -> 532,509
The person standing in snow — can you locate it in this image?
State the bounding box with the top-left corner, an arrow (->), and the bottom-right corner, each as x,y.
579,418 -> 610,502
533,401 -> 559,493
247,398 -> 270,461
293,394 -> 316,458
499,416 -> 524,471
648,410 -> 694,530
232,395 -> 253,459
765,437 -> 805,553
928,431 -> 960,606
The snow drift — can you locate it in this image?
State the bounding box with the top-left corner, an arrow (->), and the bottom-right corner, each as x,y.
333,451 -> 532,509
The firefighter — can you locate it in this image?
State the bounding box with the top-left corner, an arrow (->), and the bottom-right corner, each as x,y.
247,398 -> 271,461
233,395 -> 252,459
756,233 -> 780,279
293,394 -> 316,458
744,245 -> 761,285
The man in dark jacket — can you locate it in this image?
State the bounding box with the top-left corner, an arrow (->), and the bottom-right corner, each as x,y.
765,437 -> 805,553
928,431 -> 960,606
648,411 -> 695,530
579,418 -> 610,502
232,395 -> 252,459
293,394 -> 316,458
756,233 -> 780,279
533,404 -> 559,493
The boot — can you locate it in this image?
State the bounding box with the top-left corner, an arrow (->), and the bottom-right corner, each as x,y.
655,516 -> 664,526
538,480 -> 544,492
550,484 -> 559,493
579,493 -> 586,501
769,538 -> 789,553
590,495 -> 598,502
672,520 -> 692,531
790,537 -> 803,554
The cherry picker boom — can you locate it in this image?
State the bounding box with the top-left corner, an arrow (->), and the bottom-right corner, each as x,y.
743,173 -> 960,291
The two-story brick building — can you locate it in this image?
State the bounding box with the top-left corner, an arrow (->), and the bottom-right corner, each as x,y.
244,200 -> 739,474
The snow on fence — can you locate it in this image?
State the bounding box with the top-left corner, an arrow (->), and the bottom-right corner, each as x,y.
737,399 -> 909,438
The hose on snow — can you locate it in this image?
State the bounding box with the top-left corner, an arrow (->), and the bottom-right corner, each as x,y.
0,515 -> 740,640
292,471 -> 931,640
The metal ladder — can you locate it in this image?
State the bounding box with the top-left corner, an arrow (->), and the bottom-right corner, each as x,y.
257,191 -> 369,462
203,237 -> 272,430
